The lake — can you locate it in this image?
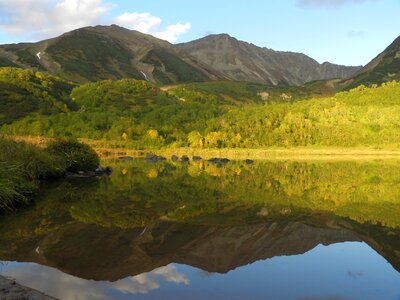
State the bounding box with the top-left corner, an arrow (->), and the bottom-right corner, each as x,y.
1,159 -> 400,299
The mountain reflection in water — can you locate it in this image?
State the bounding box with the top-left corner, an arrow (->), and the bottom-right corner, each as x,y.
1,159 -> 400,299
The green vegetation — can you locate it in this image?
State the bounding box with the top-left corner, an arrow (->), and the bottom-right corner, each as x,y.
70,160 -> 400,229
0,57 -> 19,68
168,80 -> 337,105
143,48 -> 210,84
0,162 -> 27,211
0,73 -> 229,147
198,81 -> 400,148
47,139 -> 100,172
0,137 -> 99,211
0,68 -> 75,125
46,29 -> 143,82
2,160 -> 400,237
2,67 -> 400,150
1,45 -> 41,69
70,78 -> 166,109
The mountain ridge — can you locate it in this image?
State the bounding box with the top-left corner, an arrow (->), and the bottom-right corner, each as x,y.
348,35 -> 400,87
0,25 -> 221,84
176,33 -> 362,85
0,25 -> 361,86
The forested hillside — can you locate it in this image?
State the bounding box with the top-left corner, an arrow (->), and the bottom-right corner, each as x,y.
0,68 -> 75,125
1,67 -> 400,149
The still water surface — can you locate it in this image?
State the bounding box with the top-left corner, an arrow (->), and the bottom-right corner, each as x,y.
1,159 -> 400,299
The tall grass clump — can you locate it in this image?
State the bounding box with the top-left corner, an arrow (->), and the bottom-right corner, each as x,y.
0,162 -> 27,210
0,137 -> 99,211
46,139 -> 100,172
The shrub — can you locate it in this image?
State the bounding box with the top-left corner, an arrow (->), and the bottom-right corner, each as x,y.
46,139 -> 99,172
0,138 -> 65,179
0,137 -> 99,211
0,162 -> 28,210
0,138 -> 43,210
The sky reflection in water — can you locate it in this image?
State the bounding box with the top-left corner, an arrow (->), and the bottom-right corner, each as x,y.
2,242 -> 400,300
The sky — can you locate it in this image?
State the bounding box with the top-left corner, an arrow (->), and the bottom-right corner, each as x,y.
0,0 -> 399,66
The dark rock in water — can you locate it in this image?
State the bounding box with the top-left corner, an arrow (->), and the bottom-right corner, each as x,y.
171,155 -> 179,162
145,154 -> 166,162
145,154 -> 157,160
181,155 -> 190,162
192,156 -> 202,162
119,156 -> 134,161
66,171 -> 96,178
96,166 -> 113,175
208,158 -> 230,164
66,166 -> 112,178
245,159 -> 254,165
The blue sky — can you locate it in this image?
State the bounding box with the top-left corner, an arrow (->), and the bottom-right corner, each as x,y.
0,0 -> 399,66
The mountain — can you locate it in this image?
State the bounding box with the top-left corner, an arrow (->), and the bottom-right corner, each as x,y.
349,35 -> 400,87
2,217 -> 400,282
0,26 -> 361,86
176,34 -> 362,85
0,220 -> 362,281
0,25 -> 220,84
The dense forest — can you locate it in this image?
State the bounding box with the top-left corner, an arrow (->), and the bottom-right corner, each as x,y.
1,67 -> 400,149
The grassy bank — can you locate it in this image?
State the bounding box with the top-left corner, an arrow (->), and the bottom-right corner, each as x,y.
0,137 -> 99,211
93,146 -> 400,161
6,136 -> 400,161
155,147 -> 400,161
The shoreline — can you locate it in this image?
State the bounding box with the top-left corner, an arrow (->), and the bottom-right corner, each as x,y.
96,147 -> 400,161
0,275 -> 56,299
6,136 -> 400,161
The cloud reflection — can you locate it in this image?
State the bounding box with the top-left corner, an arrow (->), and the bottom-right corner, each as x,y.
2,263 -> 189,300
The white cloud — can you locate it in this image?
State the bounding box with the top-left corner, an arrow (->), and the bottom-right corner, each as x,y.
0,1 -> 192,43
2,263 -> 189,300
0,0 -> 109,40
154,22 -> 192,43
153,265 -> 190,284
114,12 -> 161,33
113,12 -> 191,43
53,0 -> 109,31
114,265 -> 189,295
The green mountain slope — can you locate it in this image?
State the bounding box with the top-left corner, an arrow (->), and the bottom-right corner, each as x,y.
165,79 -> 340,105
0,68 -> 75,125
349,35 -> 400,87
0,77 -> 229,146
0,25 -> 219,84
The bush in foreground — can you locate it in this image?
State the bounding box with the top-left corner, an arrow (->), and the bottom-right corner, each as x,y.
46,139 -> 100,172
0,162 -> 27,210
0,137 -> 99,211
